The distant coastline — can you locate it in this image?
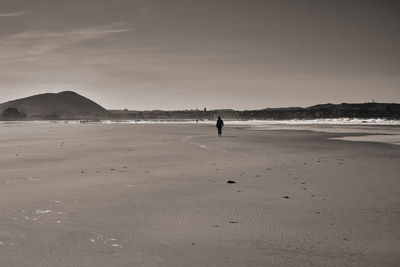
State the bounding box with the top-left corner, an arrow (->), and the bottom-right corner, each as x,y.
109,103 -> 400,121
1,91 -> 399,121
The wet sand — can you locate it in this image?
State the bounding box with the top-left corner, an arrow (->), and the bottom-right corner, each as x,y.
0,123 -> 399,266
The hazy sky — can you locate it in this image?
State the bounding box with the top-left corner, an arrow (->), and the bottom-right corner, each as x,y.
0,0 -> 399,110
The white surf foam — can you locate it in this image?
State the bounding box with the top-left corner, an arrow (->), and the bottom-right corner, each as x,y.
35,210 -> 52,214
2,118 -> 400,125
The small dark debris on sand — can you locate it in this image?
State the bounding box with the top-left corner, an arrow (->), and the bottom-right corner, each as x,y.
227,180 -> 236,184
229,221 -> 239,224
283,196 -> 290,199
110,168 -> 116,171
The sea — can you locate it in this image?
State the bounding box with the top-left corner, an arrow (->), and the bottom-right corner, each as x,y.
1,118 -> 399,145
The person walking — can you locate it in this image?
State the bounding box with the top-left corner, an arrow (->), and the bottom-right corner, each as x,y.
216,116 -> 224,136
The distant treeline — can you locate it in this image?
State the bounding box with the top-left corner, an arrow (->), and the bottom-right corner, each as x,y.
109,103 -> 400,120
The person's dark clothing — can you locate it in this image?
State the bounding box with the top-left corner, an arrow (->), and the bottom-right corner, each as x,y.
216,118 -> 224,135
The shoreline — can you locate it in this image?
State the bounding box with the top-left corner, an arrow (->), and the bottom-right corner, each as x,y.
1,117 -> 400,125
2,119 -> 399,146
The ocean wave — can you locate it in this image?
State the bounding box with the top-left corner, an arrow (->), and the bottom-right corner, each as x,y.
1,118 -> 399,125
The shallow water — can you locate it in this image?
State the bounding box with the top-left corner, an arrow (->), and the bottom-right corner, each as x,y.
1,119 -> 400,145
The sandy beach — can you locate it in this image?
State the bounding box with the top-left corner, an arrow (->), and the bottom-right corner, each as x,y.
0,122 -> 399,266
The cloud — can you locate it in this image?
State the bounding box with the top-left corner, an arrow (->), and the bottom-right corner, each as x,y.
0,11 -> 30,18
0,24 -> 131,63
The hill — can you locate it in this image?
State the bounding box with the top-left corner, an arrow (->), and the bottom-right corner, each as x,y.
0,91 -> 109,120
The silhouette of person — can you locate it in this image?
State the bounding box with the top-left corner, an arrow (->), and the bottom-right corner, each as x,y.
216,116 -> 224,136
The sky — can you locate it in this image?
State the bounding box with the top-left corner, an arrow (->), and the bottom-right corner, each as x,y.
0,0 -> 399,110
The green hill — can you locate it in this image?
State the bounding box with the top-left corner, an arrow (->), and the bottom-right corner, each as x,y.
0,91 -> 109,120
